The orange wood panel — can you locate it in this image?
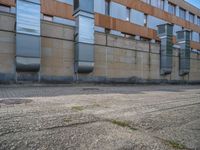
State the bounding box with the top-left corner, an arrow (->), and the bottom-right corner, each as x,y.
95,13 -> 159,40
41,0 -> 74,20
112,0 -> 200,33
95,13 -> 200,50
172,36 -> 176,44
168,0 -> 200,17
0,0 -> 15,7
1,0 -> 198,50
191,41 -> 200,50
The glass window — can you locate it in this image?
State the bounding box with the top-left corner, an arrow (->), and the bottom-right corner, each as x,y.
144,14 -> 148,27
159,0 -> 164,10
189,12 -> 195,24
179,8 -> 186,20
168,2 -> 176,15
126,7 -> 131,21
141,0 -> 151,4
190,31 -> 193,40
105,0 -> 110,16
199,33 -> 200,42
43,15 -> 53,22
0,4 -> 10,13
123,33 -> 135,39
151,0 -> 164,9
197,17 -> 200,26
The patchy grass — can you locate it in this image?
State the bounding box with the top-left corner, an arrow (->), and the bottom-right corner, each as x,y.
167,140 -> 187,149
155,137 -> 187,150
109,119 -> 137,131
71,106 -> 84,111
92,103 -> 101,107
157,137 -> 187,150
64,118 -> 72,123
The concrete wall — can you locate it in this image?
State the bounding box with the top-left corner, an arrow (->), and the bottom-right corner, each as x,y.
0,13 -> 15,83
0,12 -> 200,84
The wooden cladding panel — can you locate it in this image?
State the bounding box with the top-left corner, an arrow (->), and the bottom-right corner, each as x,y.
0,0 -> 75,20
95,13 -> 200,50
95,13 -> 158,40
191,41 -> 200,51
0,0 -> 199,50
0,0 -> 15,7
168,0 -> 200,17
41,0 -> 74,20
112,0 -> 200,33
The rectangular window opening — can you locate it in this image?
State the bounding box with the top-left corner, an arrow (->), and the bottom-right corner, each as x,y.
126,7 -> 131,21
168,2 -> 176,15
43,15 -> 53,22
189,12 -> 195,24
144,14 -> 148,27
179,8 -> 186,20
105,0 -> 110,16
197,16 -> 200,26
0,4 -> 10,13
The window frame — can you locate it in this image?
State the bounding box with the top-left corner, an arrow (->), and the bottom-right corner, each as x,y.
126,7 -> 131,21
179,7 -> 186,20
197,16 -> 200,26
105,0 -> 110,16
144,14 -> 148,27
43,15 -> 53,22
168,2 -> 176,15
159,0 -> 165,10
189,12 -> 195,24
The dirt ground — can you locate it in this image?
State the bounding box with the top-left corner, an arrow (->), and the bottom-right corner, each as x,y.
0,85 -> 200,150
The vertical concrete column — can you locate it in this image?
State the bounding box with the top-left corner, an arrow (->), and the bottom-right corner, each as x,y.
73,0 -> 94,73
157,24 -> 173,75
176,30 -> 191,76
16,0 -> 41,76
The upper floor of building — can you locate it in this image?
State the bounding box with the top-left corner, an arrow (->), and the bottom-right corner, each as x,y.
0,0 -> 200,51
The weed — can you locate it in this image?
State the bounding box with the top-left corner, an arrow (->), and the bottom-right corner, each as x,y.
64,118 -> 72,123
109,119 -> 137,131
167,140 -> 186,149
71,106 -> 84,111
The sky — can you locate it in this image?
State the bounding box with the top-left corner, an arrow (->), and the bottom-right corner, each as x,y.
185,0 -> 200,9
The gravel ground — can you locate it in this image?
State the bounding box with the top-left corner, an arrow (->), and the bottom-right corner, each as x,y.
0,85 -> 200,150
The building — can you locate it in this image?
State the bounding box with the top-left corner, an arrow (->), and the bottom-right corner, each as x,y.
0,0 -> 200,83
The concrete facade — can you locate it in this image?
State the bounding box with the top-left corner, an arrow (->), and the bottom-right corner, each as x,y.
0,12 -> 200,84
